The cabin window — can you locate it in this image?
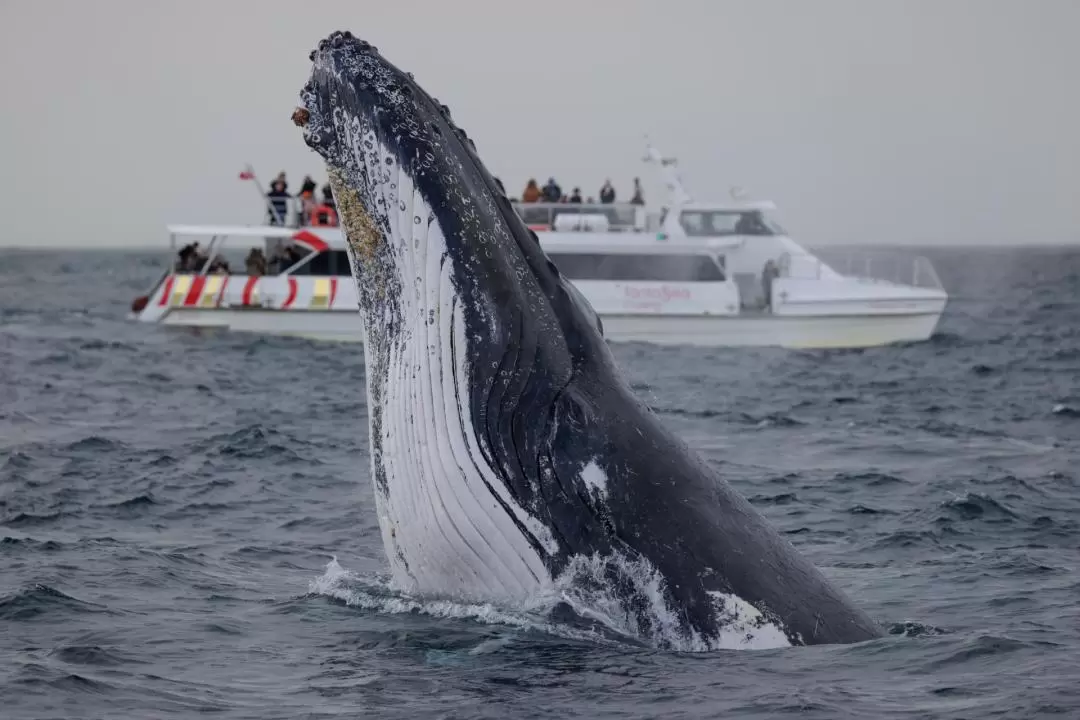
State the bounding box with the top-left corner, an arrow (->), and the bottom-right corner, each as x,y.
287,249 -> 353,276
332,250 -> 353,276
547,252 -> 725,282
301,250 -> 331,275
678,210 -> 782,237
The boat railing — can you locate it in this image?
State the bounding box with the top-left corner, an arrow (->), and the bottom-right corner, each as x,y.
510,201 -> 645,232
255,194 -> 647,233
780,249 -> 944,290
260,195 -> 311,228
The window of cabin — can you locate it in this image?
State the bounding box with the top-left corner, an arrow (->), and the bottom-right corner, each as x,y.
286,249 -> 353,276
546,252 -> 725,282
677,210 -> 782,237
332,250 -> 353,276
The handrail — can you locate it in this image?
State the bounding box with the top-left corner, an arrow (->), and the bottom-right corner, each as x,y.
780,249 -> 944,290
510,201 -> 645,231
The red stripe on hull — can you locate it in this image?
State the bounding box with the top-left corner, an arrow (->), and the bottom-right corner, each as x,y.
183,276 -> 206,306
215,276 -> 229,307
242,276 -> 259,306
282,278 -> 298,309
157,276 -> 175,306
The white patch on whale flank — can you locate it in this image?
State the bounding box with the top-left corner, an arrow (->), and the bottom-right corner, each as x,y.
705,591 -> 792,650
580,460 -> 608,500
343,128 -> 555,606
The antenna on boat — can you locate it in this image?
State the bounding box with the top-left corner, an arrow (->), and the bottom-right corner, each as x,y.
642,136 -> 693,207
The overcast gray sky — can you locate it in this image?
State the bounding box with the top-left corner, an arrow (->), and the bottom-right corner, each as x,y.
1,0 -> 1077,248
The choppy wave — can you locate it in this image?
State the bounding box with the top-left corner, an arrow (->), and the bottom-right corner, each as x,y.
1,247 -> 1079,719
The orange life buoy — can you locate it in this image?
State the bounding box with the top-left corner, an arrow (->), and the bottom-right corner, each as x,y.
311,204 -> 339,227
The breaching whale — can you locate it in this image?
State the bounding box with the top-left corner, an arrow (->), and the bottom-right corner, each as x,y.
294,30 -> 883,649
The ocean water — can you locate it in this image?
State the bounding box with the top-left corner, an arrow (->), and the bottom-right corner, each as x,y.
1,245 -> 1078,719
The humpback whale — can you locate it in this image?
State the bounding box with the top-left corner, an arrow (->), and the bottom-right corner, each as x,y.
294,30 -> 883,649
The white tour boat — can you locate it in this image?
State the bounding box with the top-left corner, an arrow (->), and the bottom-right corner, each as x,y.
130,150 -> 948,348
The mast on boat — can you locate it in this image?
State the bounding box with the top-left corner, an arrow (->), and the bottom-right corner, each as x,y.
642,137 -> 693,208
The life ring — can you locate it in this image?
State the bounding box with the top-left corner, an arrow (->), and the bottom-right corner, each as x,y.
311,204 -> 339,227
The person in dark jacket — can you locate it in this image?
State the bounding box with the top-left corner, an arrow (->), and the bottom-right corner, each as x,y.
599,179 -> 616,204
541,177 -> 561,203
267,180 -> 291,225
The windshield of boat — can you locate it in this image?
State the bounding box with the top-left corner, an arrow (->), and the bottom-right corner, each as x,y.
678,209 -> 785,237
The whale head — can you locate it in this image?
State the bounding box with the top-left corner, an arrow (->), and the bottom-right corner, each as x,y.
295,31 -> 602,352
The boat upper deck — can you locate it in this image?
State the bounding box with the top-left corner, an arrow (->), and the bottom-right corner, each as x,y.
165,224 -> 740,257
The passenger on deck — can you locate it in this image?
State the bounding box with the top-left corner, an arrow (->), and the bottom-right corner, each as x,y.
274,171 -> 289,192
269,245 -> 303,274
267,246 -> 285,275
267,180 -> 291,225
283,245 -> 305,269
599,179 -> 616,204
321,184 -> 335,209
569,188 -> 583,203
191,248 -> 209,272
298,175 -> 318,225
541,177 -> 562,203
521,179 -> 542,203
207,255 -> 230,274
630,177 -> 645,205
177,242 -> 200,271
245,248 -> 268,276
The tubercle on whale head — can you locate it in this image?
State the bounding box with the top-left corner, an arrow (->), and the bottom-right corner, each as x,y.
293,30 -> 512,238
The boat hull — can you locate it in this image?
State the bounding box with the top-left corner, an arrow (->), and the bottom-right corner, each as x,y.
145,305 -> 943,349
